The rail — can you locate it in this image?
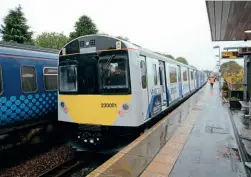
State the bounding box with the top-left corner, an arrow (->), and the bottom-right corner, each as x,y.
38,159 -> 83,177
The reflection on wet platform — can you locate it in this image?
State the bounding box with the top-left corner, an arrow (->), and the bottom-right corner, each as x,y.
87,83 -> 247,177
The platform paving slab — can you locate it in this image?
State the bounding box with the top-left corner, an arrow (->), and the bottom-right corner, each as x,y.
169,83 -> 246,177
140,83 -> 246,177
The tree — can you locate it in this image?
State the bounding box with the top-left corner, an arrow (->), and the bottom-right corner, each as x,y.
35,32 -> 69,49
116,36 -> 130,42
70,15 -> 98,40
176,57 -> 188,65
0,5 -> 33,44
221,61 -> 244,91
98,32 -> 109,36
220,61 -> 243,74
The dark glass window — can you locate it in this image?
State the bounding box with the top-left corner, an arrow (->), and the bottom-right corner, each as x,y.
190,71 -> 193,80
59,50 -> 130,95
44,67 -> 58,91
59,65 -> 78,92
99,59 -> 128,88
140,60 -> 147,88
21,66 -> 37,92
183,70 -> 188,81
169,67 -> 177,83
153,64 -> 157,85
159,67 -> 163,86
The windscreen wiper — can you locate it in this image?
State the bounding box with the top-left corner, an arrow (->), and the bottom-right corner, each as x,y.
99,55 -> 116,77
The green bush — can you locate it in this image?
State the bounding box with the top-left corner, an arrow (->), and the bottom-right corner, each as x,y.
222,80 -> 229,91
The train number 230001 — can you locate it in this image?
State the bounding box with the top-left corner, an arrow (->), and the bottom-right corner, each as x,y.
101,103 -> 117,108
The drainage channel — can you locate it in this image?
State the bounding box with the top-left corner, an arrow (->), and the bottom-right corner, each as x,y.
228,108 -> 251,177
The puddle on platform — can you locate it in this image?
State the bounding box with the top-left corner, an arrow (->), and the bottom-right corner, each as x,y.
205,126 -> 228,134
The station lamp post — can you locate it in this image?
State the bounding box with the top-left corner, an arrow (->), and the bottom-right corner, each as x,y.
213,45 -> 221,89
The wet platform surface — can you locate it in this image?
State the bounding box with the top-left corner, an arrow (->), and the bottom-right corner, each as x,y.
142,83 -> 246,177
87,83 -> 247,177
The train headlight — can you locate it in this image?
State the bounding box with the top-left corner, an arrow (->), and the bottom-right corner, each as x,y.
122,103 -> 129,111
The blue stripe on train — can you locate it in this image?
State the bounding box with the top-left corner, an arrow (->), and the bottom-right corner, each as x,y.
145,94 -> 161,120
0,92 -> 57,125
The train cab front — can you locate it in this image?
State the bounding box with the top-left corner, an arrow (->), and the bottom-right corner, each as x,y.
58,35 -> 134,149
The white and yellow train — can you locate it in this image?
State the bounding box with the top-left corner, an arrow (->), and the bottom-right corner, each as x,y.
57,35 -> 207,149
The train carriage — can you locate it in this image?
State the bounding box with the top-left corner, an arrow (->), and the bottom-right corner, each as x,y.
0,42 -> 59,147
58,35 -> 206,148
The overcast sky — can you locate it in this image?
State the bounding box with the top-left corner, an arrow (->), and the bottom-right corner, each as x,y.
1,0 -> 251,71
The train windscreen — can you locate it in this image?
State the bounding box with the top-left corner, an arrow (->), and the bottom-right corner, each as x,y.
98,58 -> 128,89
59,50 -> 131,94
59,65 -> 78,92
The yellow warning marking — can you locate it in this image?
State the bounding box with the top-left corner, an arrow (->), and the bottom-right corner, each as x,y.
145,161 -> 173,175
169,134 -> 189,144
140,170 -> 168,177
174,125 -> 193,135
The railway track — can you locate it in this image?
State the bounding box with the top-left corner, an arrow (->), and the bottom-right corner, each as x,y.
38,159 -> 84,177
37,151 -> 112,177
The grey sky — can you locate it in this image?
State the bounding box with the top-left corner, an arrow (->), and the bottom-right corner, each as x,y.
1,0 -> 250,71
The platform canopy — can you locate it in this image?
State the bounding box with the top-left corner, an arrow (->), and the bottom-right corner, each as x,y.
206,1 -> 251,41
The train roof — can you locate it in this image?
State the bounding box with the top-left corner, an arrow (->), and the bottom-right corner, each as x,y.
60,34 -> 200,70
0,41 -> 59,60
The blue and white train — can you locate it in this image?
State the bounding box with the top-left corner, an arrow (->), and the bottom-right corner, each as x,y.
57,35 -> 207,148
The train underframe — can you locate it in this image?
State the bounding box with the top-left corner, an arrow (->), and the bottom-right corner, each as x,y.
0,113 -> 63,153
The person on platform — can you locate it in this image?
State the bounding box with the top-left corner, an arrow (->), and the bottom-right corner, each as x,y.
209,76 -> 215,88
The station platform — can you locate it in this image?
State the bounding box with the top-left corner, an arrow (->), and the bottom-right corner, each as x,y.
141,82 -> 246,177
87,82 -> 248,177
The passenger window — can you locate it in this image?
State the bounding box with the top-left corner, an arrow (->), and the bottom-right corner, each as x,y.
191,71 -> 193,80
21,66 -> 37,92
159,67 -> 163,85
153,64 -> 157,85
44,67 -> 58,91
169,67 -> 177,83
140,60 -> 147,89
183,70 -> 187,81
0,66 -> 3,95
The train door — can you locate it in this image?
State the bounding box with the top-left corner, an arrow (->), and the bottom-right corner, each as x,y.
159,61 -> 167,107
140,56 -> 149,120
146,57 -> 162,118
177,65 -> 182,98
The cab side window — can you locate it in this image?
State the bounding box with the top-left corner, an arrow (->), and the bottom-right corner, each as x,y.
140,60 -> 147,89
153,64 -> 157,85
